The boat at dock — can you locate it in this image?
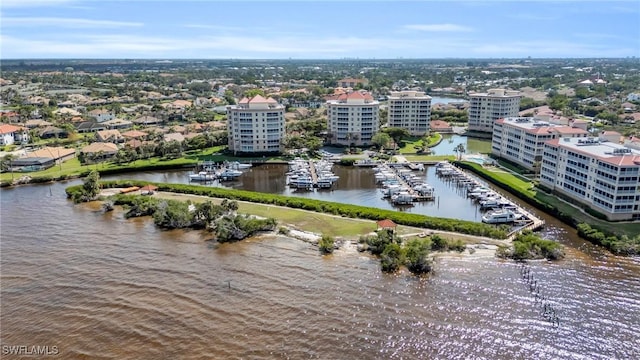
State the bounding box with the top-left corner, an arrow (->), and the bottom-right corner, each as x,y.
217,169 -> 243,181
189,171 -> 216,182
226,161 -> 252,170
482,209 -> 519,224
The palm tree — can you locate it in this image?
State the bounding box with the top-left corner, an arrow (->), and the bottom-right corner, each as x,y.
1,154 -> 17,181
454,143 -> 466,161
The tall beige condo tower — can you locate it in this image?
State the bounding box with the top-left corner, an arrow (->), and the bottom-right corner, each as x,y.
227,95 -> 285,154
468,89 -> 521,133
387,90 -> 432,136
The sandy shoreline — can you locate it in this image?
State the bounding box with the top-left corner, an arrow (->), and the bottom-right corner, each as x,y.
99,188 -> 507,256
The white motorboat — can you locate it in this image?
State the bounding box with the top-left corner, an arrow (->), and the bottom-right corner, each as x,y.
227,161 -> 252,170
217,169 -> 243,180
482,209 -> 518,224
189,171 -> 216,181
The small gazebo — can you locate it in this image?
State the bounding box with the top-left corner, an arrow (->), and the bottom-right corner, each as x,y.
139,184 -> 158,195
376,219 -> 397,233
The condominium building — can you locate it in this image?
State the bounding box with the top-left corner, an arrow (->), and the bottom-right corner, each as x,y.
327,91 -> 380,146
387,90 -> 432,136
468,89 -> 521,134
540,137 -> 640,221
492,117 -> 588,172
227,95 -> 285,154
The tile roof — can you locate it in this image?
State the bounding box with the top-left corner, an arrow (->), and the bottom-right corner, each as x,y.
0,124 -> 23,134
81,142 -> 119,154
22,146 -> 75,159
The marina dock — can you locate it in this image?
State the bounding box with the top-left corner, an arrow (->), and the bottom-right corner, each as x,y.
286,159 -> 339,190
374,162 -> 435,205
435,161 -> 545,232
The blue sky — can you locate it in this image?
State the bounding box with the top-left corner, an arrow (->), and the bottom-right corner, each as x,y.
1,0 -> 639,59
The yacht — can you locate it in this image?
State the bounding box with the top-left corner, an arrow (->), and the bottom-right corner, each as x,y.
217,169 -> 243,180
189,171 -> 216,182
482,209 -> 518,224
227,161 -> 252,170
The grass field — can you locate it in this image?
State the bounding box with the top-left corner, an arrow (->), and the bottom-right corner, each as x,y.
397,134 -> 442,154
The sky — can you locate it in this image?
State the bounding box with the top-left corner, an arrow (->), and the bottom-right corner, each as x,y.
1,0 -> 639,59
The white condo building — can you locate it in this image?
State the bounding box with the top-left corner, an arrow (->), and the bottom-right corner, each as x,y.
387,90 -> 432,136
468,89 -> 522,134
327,91 -> 380,146
227,95 -> 285,154
492,117 -> 588,173
540,137 -> 640,221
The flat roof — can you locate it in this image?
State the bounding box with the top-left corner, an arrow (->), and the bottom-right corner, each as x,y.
547,137 -> 640,167
497,117 -> 588,136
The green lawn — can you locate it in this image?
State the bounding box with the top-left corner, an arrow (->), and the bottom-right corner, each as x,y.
398,133 -> 442,154
154,192 -> 377,238
461,162 -> 535,196
535,192 -> 640,235
1,145 -> 293,182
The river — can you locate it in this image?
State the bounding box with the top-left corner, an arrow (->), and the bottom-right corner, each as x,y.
1,173 -> 639,358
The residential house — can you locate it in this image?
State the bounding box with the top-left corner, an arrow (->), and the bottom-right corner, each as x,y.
121,130 -> 148,140
53,108 -> 81,117
599,131 -> 623,143
337,78 -> 369,88
80,142 -> 119,162
101,118 -> 133,130
24,119 -> 53,129
627,93 -> 640,102
38,126 -> 68,139
0,124 -> 29,145
76,121 -> 106,134
13,146 -> 76,171
430,120 -> 453,133
95,130 -> 124,143
133,115 -> 163,126
164,132 -> 185,143
88,109 -> 115,123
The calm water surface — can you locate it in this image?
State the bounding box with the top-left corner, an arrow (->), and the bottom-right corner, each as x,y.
2,178 -> 639,359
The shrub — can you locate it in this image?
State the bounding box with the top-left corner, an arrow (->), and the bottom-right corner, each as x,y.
404,238 -> 432,275
380,243 -> 405,273
318,234 -> 335,254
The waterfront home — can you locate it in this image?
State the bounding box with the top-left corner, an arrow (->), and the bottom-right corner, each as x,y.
80,142 -> 119,162
430,120 -> 453,134
15,146 -> 76,171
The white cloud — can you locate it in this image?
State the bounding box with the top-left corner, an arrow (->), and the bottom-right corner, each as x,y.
403,24 -> 474,32
1,0 -> 75,8
0,31 -> 633,59
3,17 -> 143,28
